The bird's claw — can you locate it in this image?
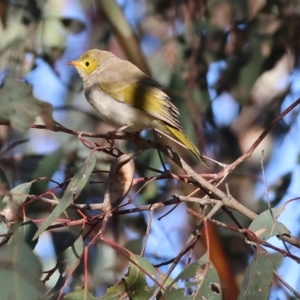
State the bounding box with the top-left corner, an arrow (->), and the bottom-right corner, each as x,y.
106,130 -> 118,147
105,125 -> 130,147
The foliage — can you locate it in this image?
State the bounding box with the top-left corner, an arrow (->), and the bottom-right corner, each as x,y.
0,0 -> 300,299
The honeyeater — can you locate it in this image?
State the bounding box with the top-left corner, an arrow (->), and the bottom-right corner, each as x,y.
68,49 -> 208,167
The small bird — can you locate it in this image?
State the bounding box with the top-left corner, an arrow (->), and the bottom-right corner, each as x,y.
68,49 -> 208,166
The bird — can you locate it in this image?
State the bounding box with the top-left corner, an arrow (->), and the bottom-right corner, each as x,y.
68,49 -> 208,167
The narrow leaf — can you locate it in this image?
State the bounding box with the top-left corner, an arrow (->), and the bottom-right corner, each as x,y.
98,253 -> 156,299
0,181 -> 34,221
238,248 -> 273,300
164,253 -> 222,299
33,153 -> 96,240
31,148 -> 64,194
0,233 -> 46,299
63,289 -> 95,300
0,220 -> 11,244
48,235 -> 84,293
57,235 -> 84,277
2,181 -> 33,205
16,221 -> 39,249
249,206 -> 290,241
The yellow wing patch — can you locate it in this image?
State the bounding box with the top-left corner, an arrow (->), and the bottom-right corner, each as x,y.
100,81 -> 180,129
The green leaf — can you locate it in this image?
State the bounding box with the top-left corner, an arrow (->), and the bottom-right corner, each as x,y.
30,148 -> 64,194
8,221 -> 39,250
47,235 -> 85,294
0,181 -> 34,219
33,152 -> 97,240
0,233 -> 46,300
164,253 -> 222,299
0,220 -> 11,244
124,238 -> 143,255
238,248 -> 273,300
0,220 -> 38,249
63,289 -> 95,300
140,179 -> 160,204
0,77 -> 54,130
236,35 -> 264,105
248,206 -> 290,241
269,252 -> 284,270
98,254 -> 156,299
57,235 -> 84,277
1,181 -> 33,206
256,172 -> 292,212
157,270 -> 179,291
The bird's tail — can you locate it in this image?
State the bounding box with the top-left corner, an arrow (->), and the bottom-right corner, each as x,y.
153,121 -> 209,167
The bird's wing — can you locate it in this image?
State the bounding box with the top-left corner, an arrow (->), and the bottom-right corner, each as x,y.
97,72 -> 182,129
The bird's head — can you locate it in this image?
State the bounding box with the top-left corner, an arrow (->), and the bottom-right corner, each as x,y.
68,49 -> 111,80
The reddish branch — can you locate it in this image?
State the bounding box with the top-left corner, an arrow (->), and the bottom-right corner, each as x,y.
1,97 -> 300,298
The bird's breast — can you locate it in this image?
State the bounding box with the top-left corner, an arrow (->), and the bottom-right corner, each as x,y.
85,87 -> 155,132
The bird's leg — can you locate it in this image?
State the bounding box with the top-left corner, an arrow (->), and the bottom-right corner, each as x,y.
106,125 -> 130,147
153,129 -> 168,172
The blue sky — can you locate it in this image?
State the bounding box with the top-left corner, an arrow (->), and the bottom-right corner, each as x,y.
23,0 -> 300,297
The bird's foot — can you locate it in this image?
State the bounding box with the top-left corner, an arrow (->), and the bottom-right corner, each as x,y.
106,125 -> 129,147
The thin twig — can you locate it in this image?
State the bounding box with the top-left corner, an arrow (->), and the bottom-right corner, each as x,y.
140,207 -> 154,257
273,269 -> 300,299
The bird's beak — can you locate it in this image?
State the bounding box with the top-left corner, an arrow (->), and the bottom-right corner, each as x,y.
68,60 -> 81,67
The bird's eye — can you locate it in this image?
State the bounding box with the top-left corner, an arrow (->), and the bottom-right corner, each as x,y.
85,61 -> 90,67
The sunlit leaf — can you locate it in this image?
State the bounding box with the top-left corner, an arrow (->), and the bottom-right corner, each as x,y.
248,206 -> 290,241
35,19 -> 68,51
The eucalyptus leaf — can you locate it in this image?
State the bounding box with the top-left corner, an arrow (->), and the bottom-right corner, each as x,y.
1,181 -> 33,205
98,254 -> 156,299
238,248 -> 273,300
0,77 -> 54,130
30,148 -> 64,194
0,181 -> 34,221
0,221 -> 38,249
248,206 -> 290,241
47,235 -> 85,293
10,221 -> 39,249
33,152 -> 96,240
164,253 -> 222,299
0,220 -> 11,244
0,233 -> 46,300
57,235 -> 84,277
63,289 -> 95,300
